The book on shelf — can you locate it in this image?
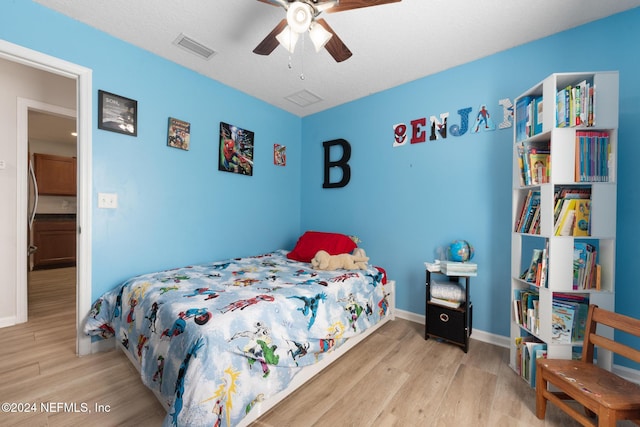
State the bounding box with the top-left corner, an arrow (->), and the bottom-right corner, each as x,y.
523,340 -> 546,385
513,298 -> 521,325
539,241 -> 549,288
514,336 -> 545,384
554,293 -> 589,342
516,142 -> 550,186
514,335 -> 536,376
529,152 -> 550,185
575,130 -> 611,182
439,261 -> 477,276
553,186 -> 592,236
529,298 -> 540,333
515,95 -> 544,141
513,289 -> 540,333
573,242 -> 598,290
515,190 -> 541,234
556,81 -> 596,128
588,84 -> 596,127
533,97 -> 543,135
572,81 -> 584,127
523,249 -> 544,285
516,96 -> 533,142
551,294 -> 589,343
514,337 -> 522,376
572,199 -> 591,236
516,145 -> 527,186
534,347 -> 548,380
554,186 -> 592,205
557,206 -> 576,236
557,85 -> 571,128
554,198 -> 576,235
551,301 -> 575,343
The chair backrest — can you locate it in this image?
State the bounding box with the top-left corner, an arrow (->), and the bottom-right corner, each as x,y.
582,304 -> 640,365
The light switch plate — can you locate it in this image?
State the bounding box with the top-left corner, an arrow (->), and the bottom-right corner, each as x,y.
98,192 -> 118,209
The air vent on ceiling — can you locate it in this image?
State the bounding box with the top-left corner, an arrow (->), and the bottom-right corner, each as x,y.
173,33 -> 216,59
285,90 -> 323,107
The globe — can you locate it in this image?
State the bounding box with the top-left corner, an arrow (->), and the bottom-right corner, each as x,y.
449,240 -> 474,262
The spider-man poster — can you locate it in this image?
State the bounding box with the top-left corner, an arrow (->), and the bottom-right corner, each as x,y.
219,122 -> 254,176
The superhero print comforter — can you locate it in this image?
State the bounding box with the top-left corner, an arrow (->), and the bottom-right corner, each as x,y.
84,250 -> 389,427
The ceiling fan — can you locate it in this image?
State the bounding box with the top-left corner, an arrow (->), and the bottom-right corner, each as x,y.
253,0 -> 401,62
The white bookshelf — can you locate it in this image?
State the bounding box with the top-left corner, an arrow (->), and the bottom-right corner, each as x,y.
509,72 -> 618,384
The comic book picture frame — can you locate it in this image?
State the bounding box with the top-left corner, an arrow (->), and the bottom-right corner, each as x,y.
274,144 -> 286,166
167,117 -> 190,150
98,90 -> 137,136
218,122 -> 254,176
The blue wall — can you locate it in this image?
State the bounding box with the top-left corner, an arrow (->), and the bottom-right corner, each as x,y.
1,2 -> 302,298
301,8 -> 640,342
4,2 -> 640,354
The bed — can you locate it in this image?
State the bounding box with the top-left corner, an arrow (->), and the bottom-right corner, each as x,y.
84,234 -> 394,427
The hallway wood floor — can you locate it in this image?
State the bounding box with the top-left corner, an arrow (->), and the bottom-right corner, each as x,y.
0,268 -> 609,426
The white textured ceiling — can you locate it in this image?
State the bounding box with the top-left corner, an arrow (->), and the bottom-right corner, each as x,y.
35,0 -> 640,117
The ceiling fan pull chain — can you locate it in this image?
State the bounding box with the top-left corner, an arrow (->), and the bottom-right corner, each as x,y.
299,35 -> 305,80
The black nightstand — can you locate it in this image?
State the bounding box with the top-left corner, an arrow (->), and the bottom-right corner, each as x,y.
424,266 -> 473,353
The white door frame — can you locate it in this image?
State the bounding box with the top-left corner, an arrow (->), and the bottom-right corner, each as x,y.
1,39 -> 93,356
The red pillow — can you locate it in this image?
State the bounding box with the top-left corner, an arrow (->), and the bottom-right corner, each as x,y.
287,231 -> 357,263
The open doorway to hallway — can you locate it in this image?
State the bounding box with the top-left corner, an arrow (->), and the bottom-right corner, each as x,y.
26,109 -> 78,349
0,39 -> 93,355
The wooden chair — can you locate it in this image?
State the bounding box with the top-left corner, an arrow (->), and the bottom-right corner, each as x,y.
536,304 -> 640,426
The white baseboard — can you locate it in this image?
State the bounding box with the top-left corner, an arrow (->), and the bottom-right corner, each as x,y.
613,364 -> 640,384
394,308 -> 424,325
394,309 -> 510,349
91,336 -> 116,353
0,316 -> 18,329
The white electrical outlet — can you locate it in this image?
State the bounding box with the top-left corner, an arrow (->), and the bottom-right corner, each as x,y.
0,160 -> 6,169
98,192 -> 118,209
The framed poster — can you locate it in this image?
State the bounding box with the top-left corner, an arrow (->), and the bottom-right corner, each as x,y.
98,90 -> 137,136
274,144 -> 286,166
167,117 -> 190,150
218,122 -> 254,176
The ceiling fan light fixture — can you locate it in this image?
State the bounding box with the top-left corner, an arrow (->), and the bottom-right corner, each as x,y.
308,22 -> 332,52
286,2 -> 313,33
276,25 -> 299,53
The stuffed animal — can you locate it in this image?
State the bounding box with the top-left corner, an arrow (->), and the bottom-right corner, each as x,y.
311,249 -> 369,271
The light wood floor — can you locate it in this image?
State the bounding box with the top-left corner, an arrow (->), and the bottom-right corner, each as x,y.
0,268 -> 596,426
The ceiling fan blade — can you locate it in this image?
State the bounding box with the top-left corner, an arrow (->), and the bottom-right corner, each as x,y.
325,0 -> 401,13
315,18 -> 352,62
253,19 -> 288,55
315,0 -> 339,13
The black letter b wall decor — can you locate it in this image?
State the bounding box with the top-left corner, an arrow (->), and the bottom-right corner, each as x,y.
322,139 -> 351,188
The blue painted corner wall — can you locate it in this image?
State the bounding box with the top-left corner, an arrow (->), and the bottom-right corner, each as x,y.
300,8 -> 640,344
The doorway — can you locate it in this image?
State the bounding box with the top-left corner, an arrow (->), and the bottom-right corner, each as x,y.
1,39 -> 93,355
27,109 -> 77,269
26,108 -> 78,334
